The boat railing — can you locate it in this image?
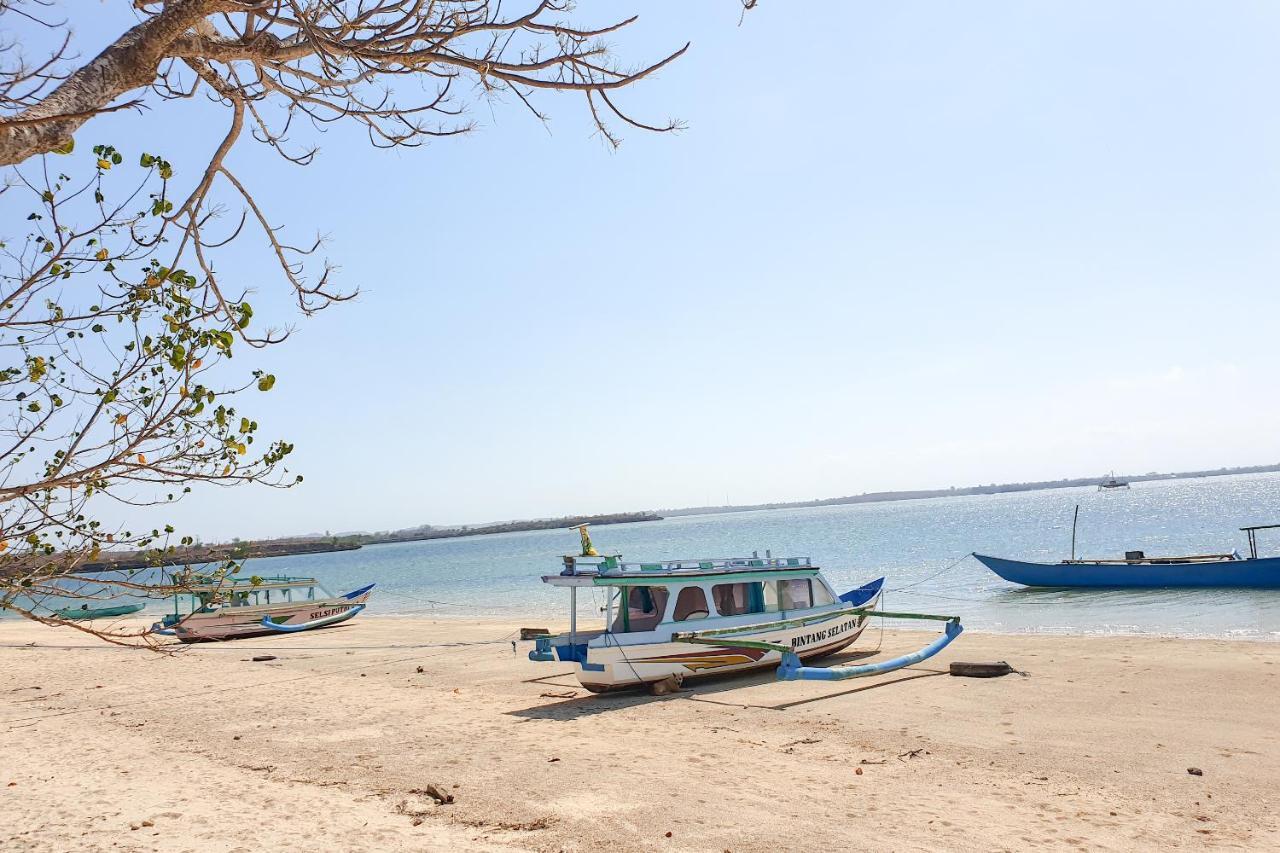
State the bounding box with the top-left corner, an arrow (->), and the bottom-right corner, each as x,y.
1061,553 -> 1238,565
181,575 -> 320,592
566,556 -> 813,575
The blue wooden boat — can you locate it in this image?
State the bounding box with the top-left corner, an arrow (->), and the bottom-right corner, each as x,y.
974,524 -> 1280,589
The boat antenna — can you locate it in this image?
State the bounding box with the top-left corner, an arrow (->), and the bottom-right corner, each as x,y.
1071,504 -> 1080,560
571,523 -> 598,557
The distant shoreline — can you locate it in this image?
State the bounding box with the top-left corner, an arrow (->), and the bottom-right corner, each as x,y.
55,464 -> 1280,573
66,512 -> 662,573
659,463 -> 1280,518
352,512 -> 661,547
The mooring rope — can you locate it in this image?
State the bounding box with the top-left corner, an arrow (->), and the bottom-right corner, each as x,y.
885,553 -> 972,593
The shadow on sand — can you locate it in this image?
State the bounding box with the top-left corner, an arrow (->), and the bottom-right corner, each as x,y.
507,647 -> 948,720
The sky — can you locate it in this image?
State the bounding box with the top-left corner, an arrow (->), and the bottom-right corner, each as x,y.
5,1 -> 1280,539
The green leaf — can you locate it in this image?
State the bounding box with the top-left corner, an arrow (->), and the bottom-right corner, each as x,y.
256,375 -> 276,392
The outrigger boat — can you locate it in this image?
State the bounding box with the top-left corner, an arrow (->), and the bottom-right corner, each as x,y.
975,523 -> 1280,588
529,527 -> 962,692
152,574 -> 374,642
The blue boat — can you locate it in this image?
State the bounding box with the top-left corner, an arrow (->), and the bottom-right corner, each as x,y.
974,524 -> 1280,589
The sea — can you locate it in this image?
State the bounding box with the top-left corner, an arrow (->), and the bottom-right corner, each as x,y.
12,472 -> 1280,640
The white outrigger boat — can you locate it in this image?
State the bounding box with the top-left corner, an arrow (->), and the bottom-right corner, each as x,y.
152,574 -> 374,642
529,528 -> 962,692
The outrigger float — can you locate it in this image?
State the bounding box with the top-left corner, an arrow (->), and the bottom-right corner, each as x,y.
529,527 -> 962,692
152,574 -> 374,642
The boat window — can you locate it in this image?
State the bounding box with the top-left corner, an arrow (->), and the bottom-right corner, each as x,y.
812,580 -> 836,606
712,582 -> 765,617
673,587 -> 710,621
779,579 -> 813,610
763,582 -> 779,611
612,586 -> 669,632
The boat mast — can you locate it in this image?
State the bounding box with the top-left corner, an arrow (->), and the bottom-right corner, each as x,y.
1071,504 -> 1079,560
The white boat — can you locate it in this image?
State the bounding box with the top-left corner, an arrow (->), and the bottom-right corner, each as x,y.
529,528 -> 888,691
152,575 -> 374,642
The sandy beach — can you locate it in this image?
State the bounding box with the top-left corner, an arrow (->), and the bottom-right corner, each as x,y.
2,616 -> 1278,852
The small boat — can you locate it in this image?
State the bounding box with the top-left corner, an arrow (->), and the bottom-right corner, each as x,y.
974,523 -> 1280,588
152,575 -> 374,642
52,602 -> 145,620
1098,471 -> 1130,491
528,527 -> 961,691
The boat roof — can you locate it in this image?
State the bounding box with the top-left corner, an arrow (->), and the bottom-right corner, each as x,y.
181,575 -> 321,593
542,555 -> 822,587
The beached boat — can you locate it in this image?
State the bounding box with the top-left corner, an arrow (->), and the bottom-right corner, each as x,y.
974,523 -> 1280,588
53,602 -> 145,620
529,527 -> 961,691
152,575 -> 374,641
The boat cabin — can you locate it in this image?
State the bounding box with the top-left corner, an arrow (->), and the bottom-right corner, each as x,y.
543,554 -> 843,640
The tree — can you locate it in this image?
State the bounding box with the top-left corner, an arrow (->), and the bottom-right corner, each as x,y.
0,1 -> 711,643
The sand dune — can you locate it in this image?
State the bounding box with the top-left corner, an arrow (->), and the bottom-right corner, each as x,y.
3,617 -> 1278,851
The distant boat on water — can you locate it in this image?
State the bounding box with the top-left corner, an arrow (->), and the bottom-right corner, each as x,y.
1098,471 -> 1130,491
974,524 -> 1280,588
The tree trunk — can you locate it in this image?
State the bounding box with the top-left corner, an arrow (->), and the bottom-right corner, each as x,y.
0,0 -> 211,166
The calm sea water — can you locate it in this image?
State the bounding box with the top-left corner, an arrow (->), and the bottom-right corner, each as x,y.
15,473 -> 1280,640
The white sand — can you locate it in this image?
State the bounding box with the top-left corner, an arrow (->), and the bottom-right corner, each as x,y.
3,616 -> 1279,851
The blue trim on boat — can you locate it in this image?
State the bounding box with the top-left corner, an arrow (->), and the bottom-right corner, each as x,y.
259,603 -> 365,632
551,641 -> 605,671
342,583 -> 376,600
973,553 -> 1280,589
777,619 -> 963,681
840,577 -> 884,606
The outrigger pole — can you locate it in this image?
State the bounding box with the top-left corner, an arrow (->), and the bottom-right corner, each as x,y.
672,608 -> 962,682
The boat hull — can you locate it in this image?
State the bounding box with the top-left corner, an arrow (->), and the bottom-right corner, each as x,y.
165,590 -> 373,641
566,608 -> 872,692
974,553 -> 1280,589
53,603 -> 145,620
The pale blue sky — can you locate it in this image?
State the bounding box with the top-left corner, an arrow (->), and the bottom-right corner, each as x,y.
9,2 -> 1280,538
